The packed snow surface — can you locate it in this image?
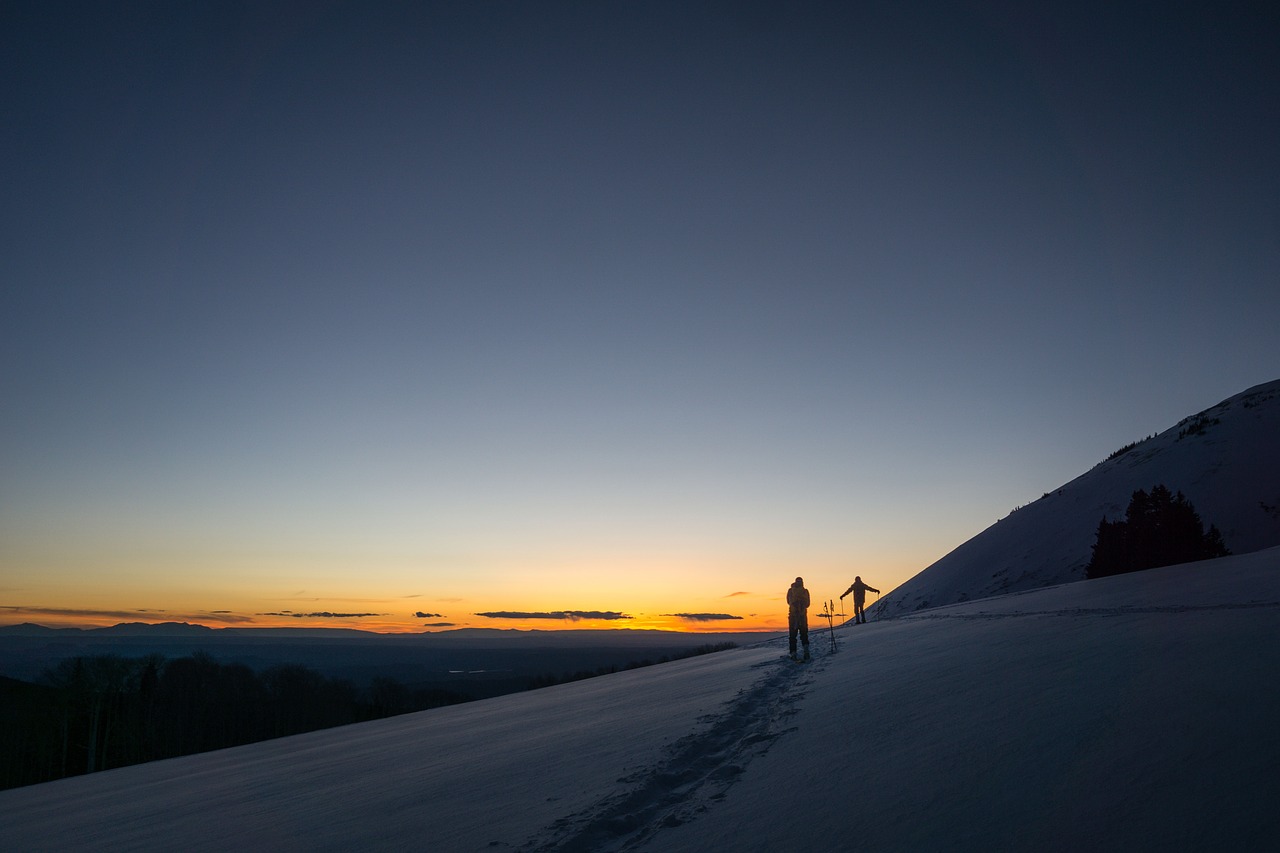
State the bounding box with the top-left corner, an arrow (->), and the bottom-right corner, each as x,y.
4,548 -> 1278,852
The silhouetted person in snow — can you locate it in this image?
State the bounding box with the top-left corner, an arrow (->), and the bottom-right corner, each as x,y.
840,576 -> 879,624
787,576 -> 811,661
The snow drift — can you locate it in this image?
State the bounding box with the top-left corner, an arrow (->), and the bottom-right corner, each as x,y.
873,378 -> 1280,618
4,548 -> 1278,852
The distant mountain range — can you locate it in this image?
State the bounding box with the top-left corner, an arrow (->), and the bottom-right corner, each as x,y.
873,378 -> 1280,617
0,622 -> 766,645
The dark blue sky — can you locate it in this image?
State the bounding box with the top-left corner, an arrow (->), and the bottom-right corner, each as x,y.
2,1 -> 1277,630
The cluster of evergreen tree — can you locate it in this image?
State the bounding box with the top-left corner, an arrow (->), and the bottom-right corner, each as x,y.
0,653 -> 468,791
1085,485 -> 1230,579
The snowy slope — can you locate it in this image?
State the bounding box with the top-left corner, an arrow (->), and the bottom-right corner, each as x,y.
4,548 -> 1278,852
873,378 -> 1280,618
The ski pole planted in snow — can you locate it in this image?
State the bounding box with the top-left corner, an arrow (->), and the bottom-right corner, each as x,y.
821,600 -> 837,652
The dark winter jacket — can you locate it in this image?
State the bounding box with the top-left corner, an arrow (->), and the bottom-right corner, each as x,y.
787,582 -> 810,614
842,580 -> 879,604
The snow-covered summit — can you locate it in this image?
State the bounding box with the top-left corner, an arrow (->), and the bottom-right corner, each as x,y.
873,378 -> 1280,618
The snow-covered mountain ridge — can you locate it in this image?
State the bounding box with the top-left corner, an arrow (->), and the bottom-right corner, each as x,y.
873,378 -> 1280,618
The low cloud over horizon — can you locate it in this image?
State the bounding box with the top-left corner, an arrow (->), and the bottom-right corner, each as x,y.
475,611 -> 632,622
259,611 -> 386,619
414,612 -> 444,618
667,613 -> 744,622
2,606 -> 257,625
3,606 -> 169,620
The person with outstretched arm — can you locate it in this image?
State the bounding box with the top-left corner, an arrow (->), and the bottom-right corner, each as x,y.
787,576 -> 811,661
840,575 -> 879,624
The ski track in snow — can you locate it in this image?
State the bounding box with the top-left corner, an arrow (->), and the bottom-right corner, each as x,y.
511,637 -> 834,852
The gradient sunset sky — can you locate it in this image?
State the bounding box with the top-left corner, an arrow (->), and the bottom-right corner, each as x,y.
3,1 -> 1277,634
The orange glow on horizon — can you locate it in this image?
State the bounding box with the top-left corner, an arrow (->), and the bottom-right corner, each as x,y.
2,554 -> 903,637
0,606 -> 793,635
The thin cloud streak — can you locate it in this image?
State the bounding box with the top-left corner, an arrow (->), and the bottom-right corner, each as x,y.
3,606 -> 166,621
667,613 -> 744,622
1,606 -> 260,626
259,611 -> 386,619
476,611 -> 632,621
